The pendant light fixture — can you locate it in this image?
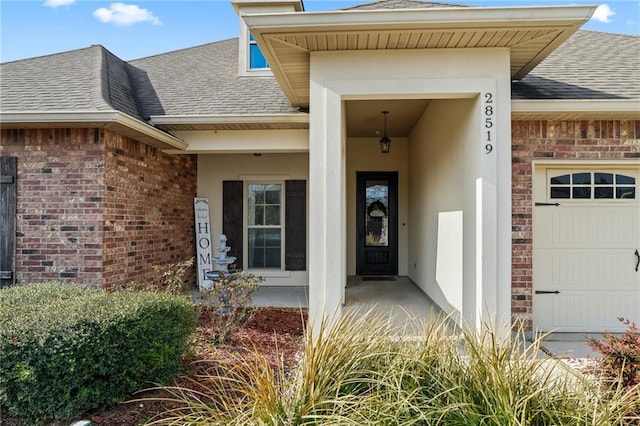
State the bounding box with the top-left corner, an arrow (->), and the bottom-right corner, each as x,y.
379,110 -> 391,153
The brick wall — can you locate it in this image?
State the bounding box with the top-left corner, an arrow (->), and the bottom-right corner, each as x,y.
511,120 -> 640,329
0,128 -> 105,287
0,128 -> 197,289
102,131 -> 197,289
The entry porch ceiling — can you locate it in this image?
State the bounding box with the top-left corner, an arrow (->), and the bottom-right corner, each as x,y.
244,5 -> 596,108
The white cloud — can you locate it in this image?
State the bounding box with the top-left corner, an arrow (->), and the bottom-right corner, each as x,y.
93,3 -> 162,26
592,4 -> 615,23
44,0 -> 76,7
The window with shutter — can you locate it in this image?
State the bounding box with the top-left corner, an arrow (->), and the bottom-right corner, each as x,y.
222,179 -> 306,272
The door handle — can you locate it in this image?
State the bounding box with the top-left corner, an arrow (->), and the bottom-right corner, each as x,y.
635,249 -> 639,272
535,290 -> 560,294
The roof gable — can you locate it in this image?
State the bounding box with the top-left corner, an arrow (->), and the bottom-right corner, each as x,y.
0,45 -> 142,120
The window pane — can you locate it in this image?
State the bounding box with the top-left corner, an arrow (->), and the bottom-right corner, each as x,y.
249,247 -> 264,268
573,187 -> 591,199
550,187 -> 570,198
250,206 -> 263,226
265,206 -> 280,225
594,173 -> 613,185
255,228 -> 266,246
255,188 -> 265,204
617,187 -> 636,199
616,174 -> 635,185
550,174 -> 570,185
248,229 -> 262,268
595,187 -> 613,199
265,189 -> 280,204
265,248 -> 281,267
572,173 -> 591,184
264,229 -> 281,247
250,44 -> 268,69
248,228 -> 281,269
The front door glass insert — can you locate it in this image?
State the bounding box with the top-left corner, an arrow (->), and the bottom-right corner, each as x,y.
365,180 -> 389,247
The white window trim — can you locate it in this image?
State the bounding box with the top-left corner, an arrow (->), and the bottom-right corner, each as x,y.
243,180 -> 285,272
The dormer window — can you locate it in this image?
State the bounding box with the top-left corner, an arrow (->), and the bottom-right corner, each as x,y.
232,0 -> 302,77
249,33 -> 269,69
238,23 -> 272,76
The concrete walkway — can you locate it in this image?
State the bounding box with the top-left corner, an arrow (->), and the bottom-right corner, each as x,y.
538,332 -> 607,359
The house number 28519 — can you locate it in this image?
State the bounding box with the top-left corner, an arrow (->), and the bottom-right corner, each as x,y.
483,92 -> 494,154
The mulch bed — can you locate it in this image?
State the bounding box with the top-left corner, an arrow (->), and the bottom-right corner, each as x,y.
87,307 -> 307,425
4,308 -> 307,426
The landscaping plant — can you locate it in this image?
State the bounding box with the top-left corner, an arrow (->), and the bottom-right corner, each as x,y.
588,317 -> 640,389
0,282 -> 196,422
200,271 -> 263,344
145,310 -> 640,425
109,257 -> 195,295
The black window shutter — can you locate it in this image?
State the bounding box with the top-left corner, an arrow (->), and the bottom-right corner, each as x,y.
223,181 -> 243,271
285,180 -> 306,271
1,157 -> 17,287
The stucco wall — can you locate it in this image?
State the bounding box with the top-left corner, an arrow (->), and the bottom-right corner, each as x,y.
511,119 -> 640,330
407,99 -> 478,320
197,152 -> 309,286
346,137 -> 409,276
308,46 -> 513,329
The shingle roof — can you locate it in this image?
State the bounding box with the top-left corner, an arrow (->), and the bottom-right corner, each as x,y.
1,4 -> 638,123
129,38 -> 299,117
0,45 -> 142,119
512,30 -> 640,100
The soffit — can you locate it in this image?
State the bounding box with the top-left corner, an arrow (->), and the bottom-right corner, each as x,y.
245,5 -> 596,108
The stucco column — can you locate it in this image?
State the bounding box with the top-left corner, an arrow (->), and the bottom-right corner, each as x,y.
308,81 -> 347,334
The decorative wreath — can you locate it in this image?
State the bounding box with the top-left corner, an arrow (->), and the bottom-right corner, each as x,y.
367,200 -> 387,217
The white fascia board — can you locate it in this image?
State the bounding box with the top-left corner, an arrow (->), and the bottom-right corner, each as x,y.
511,99 -> 640,115
243,5 -> 596,31
149,114 -> 309,125
0,111 -> 187,150
1,111 -> 121,123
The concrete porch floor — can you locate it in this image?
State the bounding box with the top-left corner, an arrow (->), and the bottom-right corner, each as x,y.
343,276 -> 443,328
250,276 -> 443,326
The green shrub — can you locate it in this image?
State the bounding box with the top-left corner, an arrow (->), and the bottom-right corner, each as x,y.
0,282 -> 196,422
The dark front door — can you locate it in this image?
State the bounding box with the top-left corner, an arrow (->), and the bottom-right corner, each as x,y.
356,172 -> 398,275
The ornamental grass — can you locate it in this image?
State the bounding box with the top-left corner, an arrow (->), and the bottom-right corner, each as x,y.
144,309 -> 640,426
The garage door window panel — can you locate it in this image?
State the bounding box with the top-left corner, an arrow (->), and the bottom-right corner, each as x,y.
549,171 -> 636,201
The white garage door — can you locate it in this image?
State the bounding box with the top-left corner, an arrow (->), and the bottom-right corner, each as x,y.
533,167 -> 640,332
